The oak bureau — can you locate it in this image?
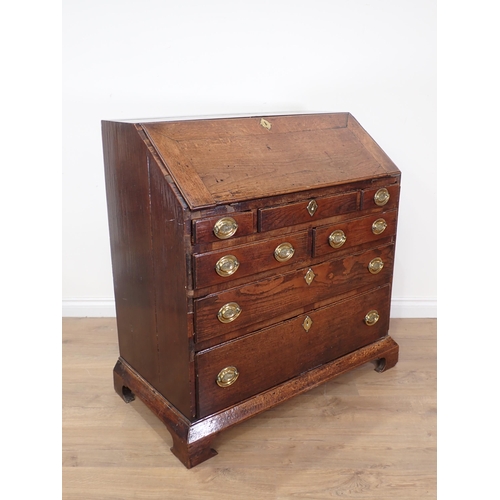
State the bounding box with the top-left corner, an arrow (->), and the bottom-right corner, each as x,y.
102,112 -> 401,468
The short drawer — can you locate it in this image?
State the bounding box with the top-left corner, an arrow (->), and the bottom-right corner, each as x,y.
362,184 -> 400,211
313,209 -> 398,258
196,285 -> 391,417
194,244 -> 395,343
192,211 -> 255,244
258,191 -> 359,232
193,230 -> 310,289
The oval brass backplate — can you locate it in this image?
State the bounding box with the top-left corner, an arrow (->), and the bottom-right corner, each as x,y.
372,218 -> 387,235
328,229 -> 346,249
374,188 -> 390,206
217,302 -> 242,323
364,310 -> 380,326
213,217 -> 238,239
274,242 -> 295,262
215,255 -> 240,277
216,366 -> 239,387
368,257 -> 384,274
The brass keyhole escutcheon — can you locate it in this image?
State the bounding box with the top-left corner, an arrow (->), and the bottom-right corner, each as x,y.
216,366 -> 239,388
274,242 -> 295,262
302,316 -> 313,332
260,118 -> 272,130
213,217 -> 238,239
328,229 -> 346,249
372,218 -> 387,235
304,268 -> 316,285
374,188 -> 390,206
368,257 -> 384,274
364,310 -> 380,326
307,199 -> 318,216
217,302 -> 242,324
215,255 -> 240,277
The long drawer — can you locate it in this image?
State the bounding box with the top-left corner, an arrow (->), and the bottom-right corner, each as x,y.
194,244 -> 394,343
196,285 -> 391,418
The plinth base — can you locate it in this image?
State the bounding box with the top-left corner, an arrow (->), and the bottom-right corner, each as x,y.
113,336 -> 399,469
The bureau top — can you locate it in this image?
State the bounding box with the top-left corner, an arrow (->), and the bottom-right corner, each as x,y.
107,112 -> 400,210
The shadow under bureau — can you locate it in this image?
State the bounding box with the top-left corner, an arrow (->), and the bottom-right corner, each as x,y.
102,112 -> 401,468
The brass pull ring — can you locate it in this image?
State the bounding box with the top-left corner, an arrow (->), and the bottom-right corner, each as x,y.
372,218 -> 387,235
216,366 -> 239,387
374,188 -> 390,206
213,217 -> 238,239
368,257 -> 384,274
274,242 -> 295,262
364,310 -> 380,326
328,229 -> 346,249
217,302 -> 242,324
215,255 -> 240,277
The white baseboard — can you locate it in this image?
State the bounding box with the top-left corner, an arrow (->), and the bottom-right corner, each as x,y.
62,298 -> 116,318
390,298 -> 437,318
62,297 -> 437,319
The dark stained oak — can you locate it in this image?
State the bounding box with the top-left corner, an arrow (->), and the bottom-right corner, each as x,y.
196,286 -> 391,418
113,334 -> 399,469
313,209 -> 398,258
258,190 -> 360,232
102,122 -> 159,388
193,230 -> 311,289
194,244 -> 395,343
362,183 -> 401,211
102,112 -> 401,468
192,211 -> 255,244
141,113 -> 399,209
148,154 -> 195,418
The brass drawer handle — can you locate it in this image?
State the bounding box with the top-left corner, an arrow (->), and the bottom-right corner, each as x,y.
364,310 -> 380,326
213,217 -> 238,239
372,218 -> 387,235
328,229 -> 346,248
274,242 -> 295,262
368,257 -> 384,274
374,188 -> 390,206
307,199 -> 318,216
215,255 -> 240,277
216,366 -> 239,387
217,302 -> 242,323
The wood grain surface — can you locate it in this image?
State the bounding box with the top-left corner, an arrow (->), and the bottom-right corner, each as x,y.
141,113 -> 399,209
196,286 -> 391,417
194,244 -> 395,344
63,317 -> 436,499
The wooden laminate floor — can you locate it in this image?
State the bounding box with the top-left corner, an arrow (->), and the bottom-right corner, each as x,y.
62,318 -> 436,499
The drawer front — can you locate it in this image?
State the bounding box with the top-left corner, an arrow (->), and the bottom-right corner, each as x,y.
362,184 -> 400,211
258,191 -> 359,232
313,210 -> 398,258
193,230 -> 310,289
196,285 -> 391,417
194,244 -> 395,343
192,211 -> 255,244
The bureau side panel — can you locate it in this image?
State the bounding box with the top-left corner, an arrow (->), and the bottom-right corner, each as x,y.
149,156 -> 194,419
102,121 -> 159,387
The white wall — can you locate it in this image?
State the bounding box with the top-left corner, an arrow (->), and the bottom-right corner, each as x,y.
62,0 -> 436,317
